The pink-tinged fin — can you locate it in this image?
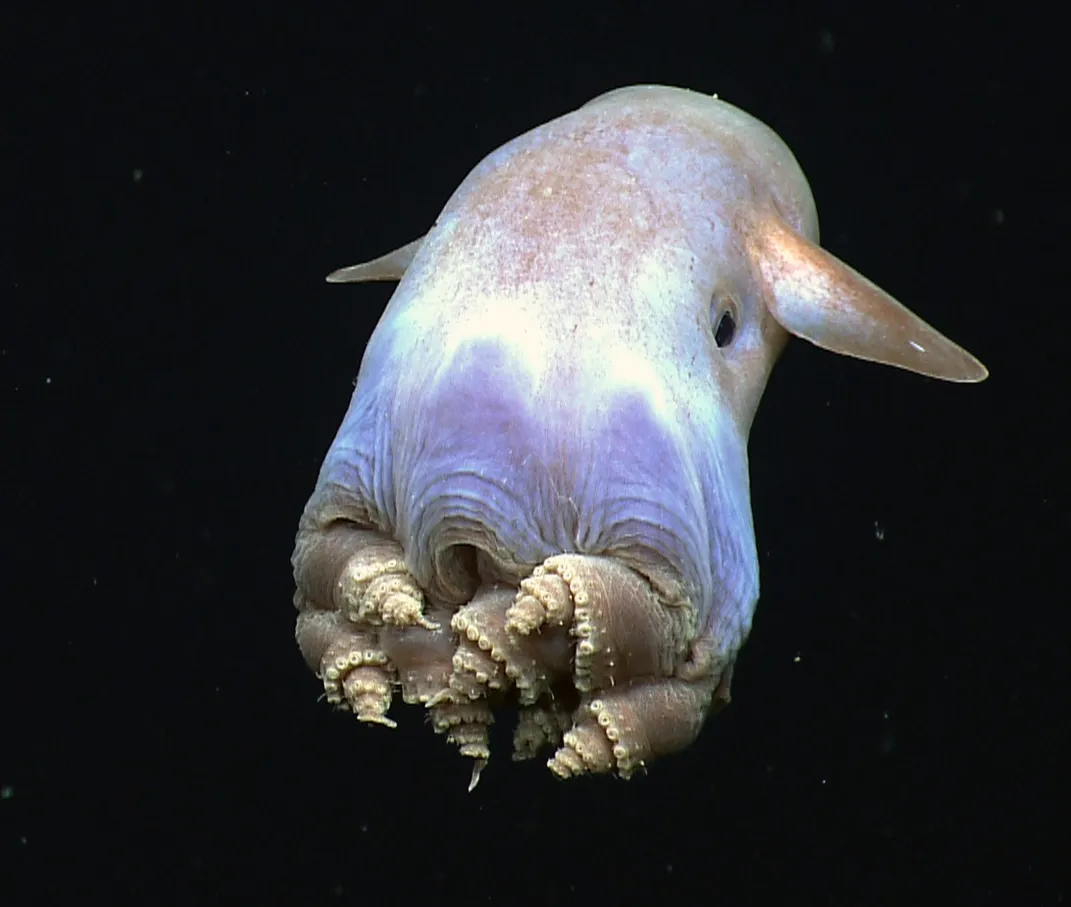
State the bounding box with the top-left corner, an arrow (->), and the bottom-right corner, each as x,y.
749,214 -> 989,383
325,236 -> 425,283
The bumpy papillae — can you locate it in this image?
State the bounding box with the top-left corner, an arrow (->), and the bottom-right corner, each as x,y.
294,530 -> 716,786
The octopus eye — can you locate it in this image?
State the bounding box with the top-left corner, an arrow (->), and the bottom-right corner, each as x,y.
712,297 -> 738,348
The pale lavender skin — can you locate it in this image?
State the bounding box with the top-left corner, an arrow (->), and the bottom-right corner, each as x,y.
307,87 -> 821,664
297,86 -> 988,782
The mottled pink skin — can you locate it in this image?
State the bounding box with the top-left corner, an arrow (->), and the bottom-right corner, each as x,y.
292,86 -> 987,782
309,87 -> 821,647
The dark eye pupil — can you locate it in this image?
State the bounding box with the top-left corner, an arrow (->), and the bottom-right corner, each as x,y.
714,310 -> 736,348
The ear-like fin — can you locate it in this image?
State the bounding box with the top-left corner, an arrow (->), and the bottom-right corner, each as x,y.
750,215 -> 988,383
325,236 -> 425,284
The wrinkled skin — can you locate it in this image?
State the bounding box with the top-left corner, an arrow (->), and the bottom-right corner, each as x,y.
292,86 -> 987,787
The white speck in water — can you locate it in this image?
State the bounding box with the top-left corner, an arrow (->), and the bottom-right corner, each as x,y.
909,340 -> 925,352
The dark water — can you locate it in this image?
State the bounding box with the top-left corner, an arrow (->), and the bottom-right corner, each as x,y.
6,4 -> 1064,905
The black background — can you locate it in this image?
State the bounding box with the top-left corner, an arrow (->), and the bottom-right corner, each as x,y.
6,3 -> 1066,905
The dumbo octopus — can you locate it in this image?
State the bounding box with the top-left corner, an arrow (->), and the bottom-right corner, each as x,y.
291,85 -> 987,788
